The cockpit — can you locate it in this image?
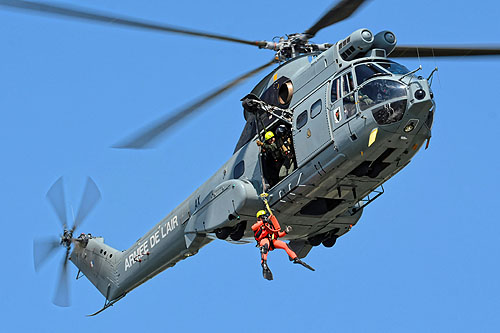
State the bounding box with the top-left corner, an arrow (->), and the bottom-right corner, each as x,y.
330,61 -> 411,126
356,61 -> 410,125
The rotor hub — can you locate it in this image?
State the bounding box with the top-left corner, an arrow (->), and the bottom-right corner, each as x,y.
259,34 -> 332,61
61,229 -> 73,249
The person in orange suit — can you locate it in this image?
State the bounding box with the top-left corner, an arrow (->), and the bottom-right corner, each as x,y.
252,207 -> 314,280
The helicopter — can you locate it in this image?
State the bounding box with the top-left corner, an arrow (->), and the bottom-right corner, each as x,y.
6,0 -> 499,316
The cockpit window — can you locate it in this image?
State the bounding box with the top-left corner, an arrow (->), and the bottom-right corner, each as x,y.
342,72 -> 354,96
358,79 -> 407,111
355,63 -> 388,85
331,78 -> 340,102
377,62 -> 410,75
338,72 -> 356,119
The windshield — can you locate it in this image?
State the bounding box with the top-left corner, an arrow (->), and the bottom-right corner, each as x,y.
355,63 -> 389,85
377,62 -> 411,75
358,79 -> 407,111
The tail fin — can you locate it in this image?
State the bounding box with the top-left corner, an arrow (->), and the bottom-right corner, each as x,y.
70,236 -> 122,300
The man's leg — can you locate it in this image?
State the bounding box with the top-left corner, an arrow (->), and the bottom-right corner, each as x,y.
259,239 -> 273,280
259,238 -> 269,262
272,239 -> 297,259
273,239 -> 315,272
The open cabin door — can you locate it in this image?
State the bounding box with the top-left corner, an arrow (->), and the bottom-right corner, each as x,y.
256,119 -> 297,189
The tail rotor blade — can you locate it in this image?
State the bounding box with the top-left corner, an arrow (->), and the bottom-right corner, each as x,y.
46,176 -> 68,229
53,249 -> 71,307
33,237 -> 60,272
72,177 -> 101,232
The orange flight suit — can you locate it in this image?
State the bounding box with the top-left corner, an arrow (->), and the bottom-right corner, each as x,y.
251,214 -> 296,262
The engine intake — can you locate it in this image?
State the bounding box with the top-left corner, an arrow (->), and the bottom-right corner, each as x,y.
373,30 -> 397,56
338,28 -> 374,61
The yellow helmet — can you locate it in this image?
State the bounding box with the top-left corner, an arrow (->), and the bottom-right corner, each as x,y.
264,131 -> 274,141
256,210 -> 267,219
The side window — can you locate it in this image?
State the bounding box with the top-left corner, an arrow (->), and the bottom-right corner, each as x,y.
331,78 -> 340,102
310,99 -> 322,118
296,110 -> 308,129
233,160 -> 245,179
342,72 -> 354,96
342,71 -> 356,119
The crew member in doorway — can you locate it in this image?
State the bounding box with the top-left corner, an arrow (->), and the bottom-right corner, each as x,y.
257,131 -> 283,187
252,202 -> 314,280
275,125 -> 295,179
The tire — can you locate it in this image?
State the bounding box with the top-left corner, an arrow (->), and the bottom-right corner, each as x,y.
229,221 -> 247,241
322,236 -> 337,248
215,227 -> 232,240
308,233 -> 325,246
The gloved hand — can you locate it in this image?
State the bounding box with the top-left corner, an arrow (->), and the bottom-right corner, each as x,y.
285,225 -> 293,234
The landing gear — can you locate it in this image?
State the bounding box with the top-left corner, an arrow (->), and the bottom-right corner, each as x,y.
215,221 -> 247,241
322,235 -> 337,248
215,227 -> 232,240
307,233 -> 324,246
307,230 -> 339,248
229,221 -> 247,241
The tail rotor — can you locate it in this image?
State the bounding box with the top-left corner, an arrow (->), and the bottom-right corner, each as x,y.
33,176 -> 101,307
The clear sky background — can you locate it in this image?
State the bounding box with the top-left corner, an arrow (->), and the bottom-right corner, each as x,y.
1,0 -> 499,331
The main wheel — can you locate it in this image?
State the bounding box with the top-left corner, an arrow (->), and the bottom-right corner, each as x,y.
322,236 -> 337,248
215,227 -> 232,240
308,233 -> 325,246
230,221 -> 247,241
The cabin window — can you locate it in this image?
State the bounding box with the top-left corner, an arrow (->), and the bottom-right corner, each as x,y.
331,78 -> 340,102
296,110 -> 308,129
355,63 -> 387,85
310,99 -> 322,119
233,160 -> 245,179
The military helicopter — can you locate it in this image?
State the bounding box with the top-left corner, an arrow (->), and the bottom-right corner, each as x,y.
6,0 -> 499,315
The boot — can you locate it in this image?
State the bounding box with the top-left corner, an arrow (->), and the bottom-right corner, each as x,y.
261,260 -> 273,280
293,257 -> 315,271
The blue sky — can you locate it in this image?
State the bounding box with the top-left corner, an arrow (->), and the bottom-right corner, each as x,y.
1,0 -> 500,331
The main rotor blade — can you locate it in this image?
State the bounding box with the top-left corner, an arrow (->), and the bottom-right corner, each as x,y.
33,237 -> 60,272
46,176 -> 67,229
390,46 -> 500,58
72,177 -> 101,232
114,59 -> 276,149
304,0 -> 369,37
0,0 -> 266,48
53,249 -> 70,307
